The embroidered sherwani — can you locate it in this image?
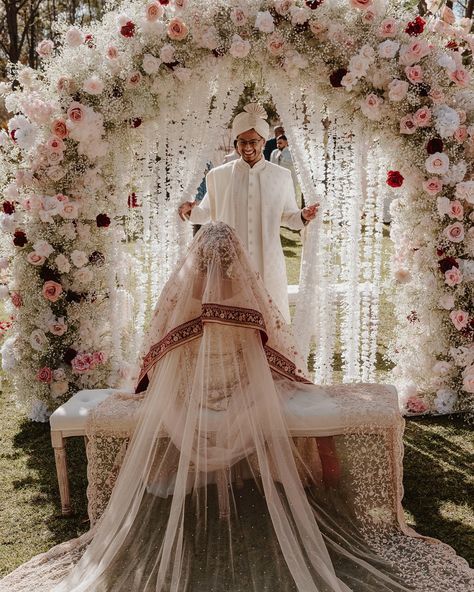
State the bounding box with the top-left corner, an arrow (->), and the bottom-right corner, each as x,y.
189,157 -> 305,322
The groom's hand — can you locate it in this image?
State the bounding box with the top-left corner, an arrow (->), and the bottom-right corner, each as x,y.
302,202 -> 320,222
178,201 -> 196,221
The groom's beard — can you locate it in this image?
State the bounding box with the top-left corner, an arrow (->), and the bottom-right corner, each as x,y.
241,150 -> 263,167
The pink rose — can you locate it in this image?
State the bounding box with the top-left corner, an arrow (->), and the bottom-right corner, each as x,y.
92,351 -> 107,365
55,193 -> 69,203
388,79 -> 408,102
267,32 -> 286,56
26,252 -> 46,266
426,152 -> 449,175
405,65 -> 423,84
450,309 -> 469,330
406,395 -> 428,414
106,46 -> 119,60
309,20 -> 328,38
350,0 -> 373,9
360,93 -> 383,121
454,127 -> 468,143
274,0 -> 294,15
36,39 -> 54,58
126,71 -> 142,88
413,107 -> 431,127
445,266 -> 463,286
378,18 -> 398,37
255,10 -> 275,33
67,102 -> 86,124
449,68 -> 470,88
399,40 -> 431,66
60,202 -> 79,219
429,87 -> 445,104
42,280 -> 63,302
36,367 -> 52,383
229,35 -> 251,58
441,6 -> 456,25
362,8 -> 377,23
53,368 -> 66,381
167,17 -> 188,41
145,1 -> 164,21
71,353 -> 94,374
399,115 -> 417,135
230,7 -> 248,26
11,292 -> 22,308
46,136 -> 65,152
175,0 -> 188,10
51,119 -> 68,139
49,318 -> 68,336
448,200 -> 464,220
83,76 -> 104,95
444,222 -> 464,243
47,151 -> 63,166
423,177 -> 443,195
462,367 -> 474,393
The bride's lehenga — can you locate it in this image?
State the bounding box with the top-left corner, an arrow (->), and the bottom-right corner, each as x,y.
1,223 -> 472,592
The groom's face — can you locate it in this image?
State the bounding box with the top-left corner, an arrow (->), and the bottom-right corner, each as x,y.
237,129 -> 265,167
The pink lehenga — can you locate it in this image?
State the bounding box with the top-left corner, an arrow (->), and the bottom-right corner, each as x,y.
0,223 -> 472,592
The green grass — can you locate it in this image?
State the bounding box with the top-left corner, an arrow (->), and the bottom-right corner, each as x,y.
0,229 -> 472,575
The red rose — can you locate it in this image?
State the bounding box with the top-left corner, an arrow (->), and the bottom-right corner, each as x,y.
11,292 -> 22,308
438,256 -> 459,274
85,34 -> 95,48
159,0 -> 170,4
120,21 -> 135,37
13,230 -> 27,247
3,201 -> 15,215
426,138 -> 443,154
306,0 -> 324,7
42,280 -> 63,302
405,16 -> 425,36
96,213 -> 111,227
386,170 -> 404,188
130,117 -> 142,128
36,367 -> 53,383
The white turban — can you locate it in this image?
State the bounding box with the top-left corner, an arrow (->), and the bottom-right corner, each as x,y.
231,103 -> 270,141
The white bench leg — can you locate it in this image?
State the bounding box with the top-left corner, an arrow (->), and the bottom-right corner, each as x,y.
51,431 -> 72,516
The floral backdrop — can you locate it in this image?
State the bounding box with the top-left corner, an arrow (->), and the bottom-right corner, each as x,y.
0,0 -> 473,420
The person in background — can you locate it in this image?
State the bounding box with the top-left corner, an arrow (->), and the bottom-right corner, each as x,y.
270,134 -> 303,207
263,124 -> 284,161
223,140 -> 240,164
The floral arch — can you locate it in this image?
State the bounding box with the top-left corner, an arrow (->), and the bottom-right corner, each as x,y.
0,0 -> 473,421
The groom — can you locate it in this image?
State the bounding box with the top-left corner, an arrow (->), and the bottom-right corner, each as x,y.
178,103 -> 319,322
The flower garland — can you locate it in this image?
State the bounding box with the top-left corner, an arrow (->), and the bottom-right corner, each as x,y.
0,0 -> 473,418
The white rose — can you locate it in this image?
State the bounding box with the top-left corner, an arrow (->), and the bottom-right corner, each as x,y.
83,76 -> 104,95
55,254 -> 71,274
255,11 -> 275,33
229,34 -> 251,58
30,329 -> 48,351
33,240 -> 54,257
71,250 -> 89,268
290,6 -> 308,25
0,257 -> 9,270
74,267 -> 94,286
455,181 -> 474,204
378,40 -> 399,59
65,27 -> 84,47
425,152 -> 449,175
432,361 -> 452,376
143,53 -> 161,75
462,366 -> 474,393
434,388 -> 457,414
388,79 -> 409,102
437,195 -> 450,217
60,202 -> 80,219
160,43 -> 175,63
0,285 -> 9,300
434,104 -> 460,138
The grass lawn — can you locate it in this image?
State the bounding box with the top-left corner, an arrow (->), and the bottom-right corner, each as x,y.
0,228 -> 472,575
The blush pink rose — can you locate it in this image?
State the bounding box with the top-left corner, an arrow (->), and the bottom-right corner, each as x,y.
92,351 -> 108,365
405,65 -> 423,84
445,266 -> 462,286
67,102 -> 86,124
444,222 -> 465,242
309,20 -> 328,38
42,280 -> 63,302
450,68 -> 470,88
107,46 -> 119,60
267,32 -> 286,56
57,76 -> 77,95
425,152 -> 449,175
378,18 -> 398,37
71,353 -> 94,374
441,6 -> 456,24
36,40 -> 54,58
26,252 -> 46,266
49,319 -> 68,336
127,71 -> 142,88
400,115 -> 417,134
413,107 -> 431,127
60,202 -> 79,219
388,79 -> 409,102
462,367 -> 474,393
423,177 -> 443,195
11,292 -> 22,308
167,17 -> 188,41
448,200 -> 464,220
429,87 -> 445,104
230,7 -> 248,26
36,367 -> 53,383
350,0 -> 373,9
450,309 -> 469,330
454,126 -> 468,143
51,119 -> 68,139
274,0 -> 294,15
145,1 -> 164,21
46,136 -> 65,152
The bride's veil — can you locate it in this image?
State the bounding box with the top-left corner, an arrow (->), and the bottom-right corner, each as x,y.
50,223 -> 416,591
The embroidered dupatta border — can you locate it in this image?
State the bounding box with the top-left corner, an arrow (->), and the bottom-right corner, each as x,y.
136,303 -> 311,391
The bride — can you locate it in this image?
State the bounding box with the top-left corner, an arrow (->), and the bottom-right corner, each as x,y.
0,222 -> 472,591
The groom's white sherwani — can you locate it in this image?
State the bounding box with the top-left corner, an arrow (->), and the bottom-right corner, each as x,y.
190,157 -> 305,322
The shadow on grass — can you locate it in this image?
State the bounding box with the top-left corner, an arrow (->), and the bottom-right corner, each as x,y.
402,415 -> 474,565
12,417 -> 89,543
